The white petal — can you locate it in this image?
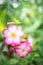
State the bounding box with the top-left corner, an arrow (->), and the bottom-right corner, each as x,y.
19,42 -> 26,49
3,29 -> 11,38
8,25 -> 17,33
16,29 -> 24,37
4,38 -> 13,45
13,36 -> 21,45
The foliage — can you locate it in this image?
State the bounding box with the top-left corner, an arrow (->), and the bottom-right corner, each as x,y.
0,0 -> 43,65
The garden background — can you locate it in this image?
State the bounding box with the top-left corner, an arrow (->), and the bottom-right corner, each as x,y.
0,0 -> 43,65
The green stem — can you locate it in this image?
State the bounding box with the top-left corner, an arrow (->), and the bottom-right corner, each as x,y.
0,43 -> 5,54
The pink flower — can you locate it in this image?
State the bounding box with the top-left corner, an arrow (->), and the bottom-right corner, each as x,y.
9,47 -> 14,52
3,25 -> 24,46
15,41 -> 32,58
28,35 -> 33,46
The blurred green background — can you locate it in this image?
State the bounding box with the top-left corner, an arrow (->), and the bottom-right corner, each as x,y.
0,0 -> 43,65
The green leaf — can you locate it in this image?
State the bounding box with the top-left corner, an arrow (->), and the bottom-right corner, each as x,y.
0,10 -> 7,20
13,19 -> 21,25
3,46 -> 8,52
9,59 -> 18,64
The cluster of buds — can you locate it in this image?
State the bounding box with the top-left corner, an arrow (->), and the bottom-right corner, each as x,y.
2,23 -> 33,58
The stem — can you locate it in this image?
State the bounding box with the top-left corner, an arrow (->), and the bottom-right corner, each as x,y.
0,43 -> 5,54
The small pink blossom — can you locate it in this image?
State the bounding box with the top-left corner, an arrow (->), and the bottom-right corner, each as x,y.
9,47 -> 14,52
3,25 -> 24,46
28,35 -> 33,46
15,41 -> 32,58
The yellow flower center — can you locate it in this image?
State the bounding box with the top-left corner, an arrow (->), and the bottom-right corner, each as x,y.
11,33 -> 16,38
22,49 -> 25,53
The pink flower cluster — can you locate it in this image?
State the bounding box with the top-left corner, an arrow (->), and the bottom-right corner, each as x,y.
2,25 -> 33,58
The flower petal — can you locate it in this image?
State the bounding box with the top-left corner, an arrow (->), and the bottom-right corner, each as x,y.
16,29 -> 24,37
28,35 -> 33,46
4,38 -> 13,45
13,36 -> 21,46
26,45 -> 30,51
15,48 -> 23,57
21,51 -> 28,57
15,41 -> 32,58
15,48 -> 21,54
8,25 -> 17,33
9,47 -> 14,52
19,42 -> 27,49
3,29 -> 11,38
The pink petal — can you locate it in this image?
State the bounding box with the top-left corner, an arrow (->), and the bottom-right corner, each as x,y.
22,51 -> 28,57
15,48 -> 25,57
16,29 -> 24,37
15,48 -> 21,54
19,42 -> 27,49
4,38 -> 13,45
15,48 -> 28,58
15,41 -> 32,58
26,45 -> 30,51
9,47 -> 14,52
13,36 -> 21,46
8,25 -> 17,33
28,46 -> 32,52
26,43 -> 32,52
11,43 -> 15,47
3,29 -> 11,38
28,35 -> 33,46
